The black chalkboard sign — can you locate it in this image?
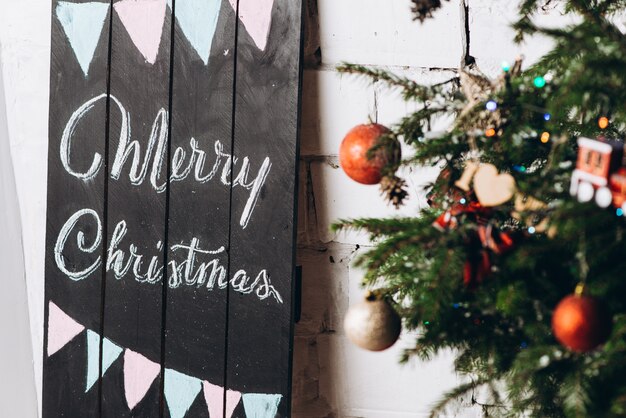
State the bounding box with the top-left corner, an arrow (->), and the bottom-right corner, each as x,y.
43,1 -> 303,417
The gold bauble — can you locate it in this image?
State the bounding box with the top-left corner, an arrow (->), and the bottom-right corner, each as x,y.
344,293 -> 401,351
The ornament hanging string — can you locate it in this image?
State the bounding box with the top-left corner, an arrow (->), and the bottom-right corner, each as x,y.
576,231 -> 589,295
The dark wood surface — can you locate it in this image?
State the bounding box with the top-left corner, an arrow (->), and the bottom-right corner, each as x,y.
162,0 -> 236,412
44,1 -> 303,416
43,0 -> 112,416
226,1 -> 304,417
100,4 -> 173,417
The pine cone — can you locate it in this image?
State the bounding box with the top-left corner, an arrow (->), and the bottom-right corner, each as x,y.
411,0 -> 448,22
380,175 -> 409,208
459,64 -> 494,104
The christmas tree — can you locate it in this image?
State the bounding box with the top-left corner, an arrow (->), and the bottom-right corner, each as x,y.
335,1 -> 626,417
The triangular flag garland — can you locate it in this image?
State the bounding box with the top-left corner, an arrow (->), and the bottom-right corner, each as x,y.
242,393 -> 282,418
46,301 -> 282,417
171,0 -> 222,65
203,381 -> 241,418
56,1 -> 110,77
57,0 -> 274,69
47,301 -> 85,357
164,369 -> 203,418
114,0 -> 167,64
85,330 -> 123,392
228,0 -> 274,51
123,349 -> 161,410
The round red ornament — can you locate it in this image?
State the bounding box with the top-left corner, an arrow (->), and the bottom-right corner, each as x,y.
551,293 -> 611,352
339,123 -> 392,185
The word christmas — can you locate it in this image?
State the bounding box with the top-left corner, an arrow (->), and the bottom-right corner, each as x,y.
54,208 -> 283,304
61,93 -> 272,229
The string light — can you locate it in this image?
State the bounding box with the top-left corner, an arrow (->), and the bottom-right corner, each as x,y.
617,208 -> 624,217
513,165 -> 527,172
501,61 -> 510,72
486,100 -> 498,111
460,198 -> 467,204
528,226 -> 536,234
485,128 -> 496,137
544,113 -> 551,121
540,132 -> 550,143
598,116 -> 609,129
533,76 -> 546,88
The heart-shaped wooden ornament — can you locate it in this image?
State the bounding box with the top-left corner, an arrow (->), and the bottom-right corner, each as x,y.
473,164 -> 516,207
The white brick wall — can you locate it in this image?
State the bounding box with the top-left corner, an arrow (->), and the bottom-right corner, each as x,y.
0,0 -> 563,416
293,2 -> 470,416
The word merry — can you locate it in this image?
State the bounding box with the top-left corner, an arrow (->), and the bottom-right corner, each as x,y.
60,93 -> 271,229
54,208 -> 283,304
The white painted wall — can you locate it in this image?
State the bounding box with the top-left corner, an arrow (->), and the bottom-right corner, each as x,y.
0,2 -> 50,416
0,1 -> 560,416
0,46 -> 39,418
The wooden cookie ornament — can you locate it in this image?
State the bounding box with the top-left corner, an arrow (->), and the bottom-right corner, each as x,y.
473,164 -> 517,207
454,161 -> 479,192
513,194 -> 556,236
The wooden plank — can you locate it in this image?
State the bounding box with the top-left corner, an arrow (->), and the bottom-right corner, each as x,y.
45,0 -> 302,416
43,0 -> 112,416
100,2 -> 172,416
226,0 -> 304,416
161,0 -> 238,416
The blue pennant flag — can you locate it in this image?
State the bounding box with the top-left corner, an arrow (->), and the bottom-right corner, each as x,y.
85,330 -> 122,392
56,1 -> 110,77
164,369 -> 202,418
242,393 -> 283,418
169,0 -> 222,65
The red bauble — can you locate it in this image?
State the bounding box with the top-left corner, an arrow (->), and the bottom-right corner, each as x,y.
463,250 -> 491,289
552,294 -> 612,352
339,123 -> 391,185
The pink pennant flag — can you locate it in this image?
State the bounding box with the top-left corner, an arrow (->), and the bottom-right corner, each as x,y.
123,349 -> 161,410
203,381 -> 241,418
229,0 -> 274,51
47,301 -> 85,357
114,0 -> 167,64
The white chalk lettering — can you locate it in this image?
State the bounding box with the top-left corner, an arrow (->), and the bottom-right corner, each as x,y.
61,94 -> 272,228
54,210 -> 283,304
54,208 -> 102,281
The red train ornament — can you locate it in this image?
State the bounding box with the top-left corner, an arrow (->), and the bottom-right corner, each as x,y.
570,137 -> 626,211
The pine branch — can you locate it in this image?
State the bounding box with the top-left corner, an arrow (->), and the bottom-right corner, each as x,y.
428,378 -> 497,418
335,1 -> 626,416
336,63 -> 457,102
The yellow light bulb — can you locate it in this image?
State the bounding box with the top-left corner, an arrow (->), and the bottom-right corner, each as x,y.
598,116 -> 609,129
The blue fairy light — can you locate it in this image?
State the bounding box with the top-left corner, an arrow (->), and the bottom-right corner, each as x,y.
528,226 -> 536,234
460,198 -> 467,205
544,113 -> 551,121
617,208 -> 624,217
534,76 -> 546,88
486,100 -> 498,111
